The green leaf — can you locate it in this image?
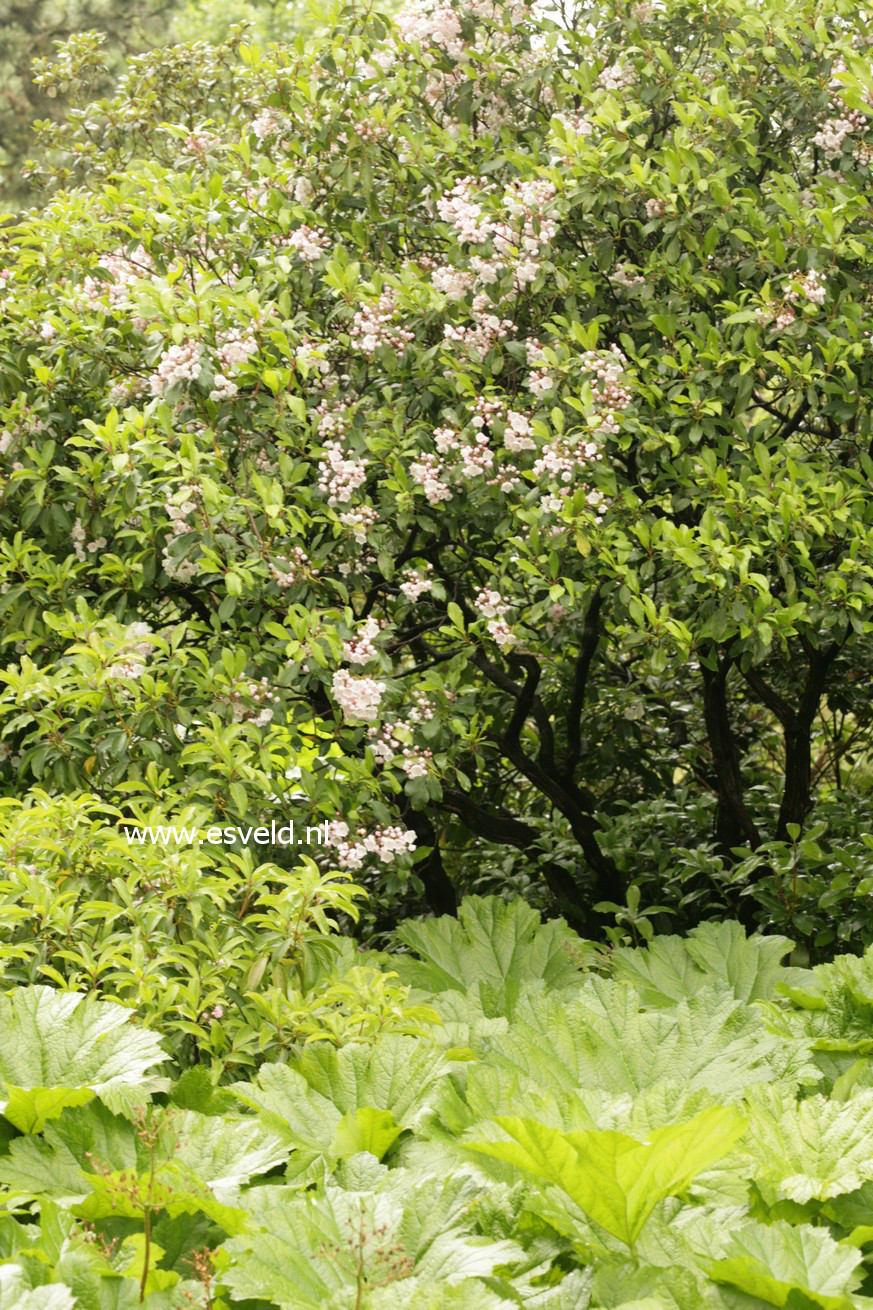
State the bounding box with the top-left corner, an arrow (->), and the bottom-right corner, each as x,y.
710,1220 -> 863,1308
0,987 -> 167,1132
466,1107 -> 746,1249
328,1107 -> 402,1160
394,896 -> 584,1014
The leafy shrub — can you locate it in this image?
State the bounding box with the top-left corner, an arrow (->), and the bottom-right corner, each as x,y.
0,0 -> 871,937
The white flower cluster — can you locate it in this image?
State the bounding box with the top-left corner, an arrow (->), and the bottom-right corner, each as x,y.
229,677 -> 278,727
71,518 -> 107,563
148,340 -> 202,395
349,290 -> 414,357
331,668 -> 386,722
325,820 -> 417,870
399,565 -> 433,601
343,616 -> 382,665
287,225 -> 330,264
317,441 -> 369,505
105,622 -> 152,681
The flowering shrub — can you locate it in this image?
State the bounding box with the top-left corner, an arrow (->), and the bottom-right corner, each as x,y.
0,0 -> 871,937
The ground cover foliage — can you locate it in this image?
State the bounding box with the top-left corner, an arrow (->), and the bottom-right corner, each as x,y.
4,896 -> 873,1306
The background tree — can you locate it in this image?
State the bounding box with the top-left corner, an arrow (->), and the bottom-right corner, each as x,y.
0,0 -> 871,949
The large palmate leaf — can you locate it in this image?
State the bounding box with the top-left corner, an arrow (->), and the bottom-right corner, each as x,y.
486,981 -> 818,1101
771,948 -> 873,1057
610,922 -> 799,1007
743,1086 -> 873,1204
465,1107 -> 746,1250
232,1035 -> 447,1173
0,1099 -> 285,1223
393,896 -> 586,1013
0,987 -> 167,1131
220,1171 -> 521,1308
0,1267 -> 75,1310
710,1220 -> 864,1308
588,1259 -> 716,1309
368,1281 -> 516,1309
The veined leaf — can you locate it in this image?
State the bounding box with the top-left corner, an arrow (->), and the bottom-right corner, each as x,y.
0,987 -> 167,1132
710,1220 -> 863,1308
743,1085 -> 873,1204
465,1107 -> 746,1250
394,896 -> 585,1013
611,921 -> 799,1006
221,1172 -> 520,1308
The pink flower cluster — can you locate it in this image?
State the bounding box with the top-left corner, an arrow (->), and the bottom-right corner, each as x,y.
252,108 -> 282,140
431,264 -> 474,300
755,270 -> 827,331
230,677 -> 278,726
443,306 -> 515,356
317,441 -> 369,505
350,289 -> 414,356
80,245 -> 154,309
495,179 -> 558,287
343,616 -> 382,664
399,565 -> 433,601
410,451 -> 452,503
367,720 -> 433,777
288,225 -> 330,264
579,348 -> 632,434
396,0 -> 464,57
218,330 -> 258,371
71,518 -> 107,563
271,547 -> 309,587
790,269 -> 827,306
612,263 -> 645,289
331,668 -> 386,722
474,587 -> 508,618
325,821 -> 417,870
105,622 -> 153,681
339,504 -> 380,542
162,483 -> 200,582
598,61 -> 635,92
148,340 -> 202,395
437,177 -> 494,244
503,409 -> 536,452
813,113 -> 866,154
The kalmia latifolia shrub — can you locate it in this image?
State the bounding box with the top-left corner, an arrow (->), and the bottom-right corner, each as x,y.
0,0 -> 871,941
